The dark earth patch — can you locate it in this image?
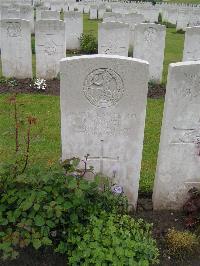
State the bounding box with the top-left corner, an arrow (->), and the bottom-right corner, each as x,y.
0,78 -> 166,98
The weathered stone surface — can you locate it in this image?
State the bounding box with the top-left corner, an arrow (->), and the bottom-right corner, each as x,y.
60,55 -> 149,209
98,22 -> 129,57
183,26 -> 200,61
64,11 -> 83,50
40,10 -> 60,20
1,19 -> 32,78
90,5 -> 97,20
133,23 -> 166,82
153,61 -> 200,210
35,19 -> 65,79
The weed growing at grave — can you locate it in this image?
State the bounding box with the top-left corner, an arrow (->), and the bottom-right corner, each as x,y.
79,33 -> 98,54
165,228 -> 199,260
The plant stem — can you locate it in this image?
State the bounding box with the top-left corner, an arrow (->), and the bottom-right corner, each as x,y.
21,123 -> 31,174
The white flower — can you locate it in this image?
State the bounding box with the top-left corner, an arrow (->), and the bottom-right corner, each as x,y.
33,78 -> 47,90
111,185 -> 123,194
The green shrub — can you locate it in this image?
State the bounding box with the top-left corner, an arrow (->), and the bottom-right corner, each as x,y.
66,212 -> 159,265
0,158 -> 128,260
79,33 -> 98,54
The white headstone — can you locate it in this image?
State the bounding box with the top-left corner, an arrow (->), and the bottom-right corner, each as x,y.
35,20 -> 65,79
1,8 -> 20,19
153,61 -> 200,210
183,26 -> 200,61
98,22 -> 129,57
40,10 -> 60,20
98,4 -> 106,19
176,10 -> 190,31
133,23 -> 166,82
90,5 -> 97,20
20,5 -> 34,33
64,11 -> 83,50
103,12 -> 123,23
36,6 -> 49,21
1,19 -> 32,78
60,54 -> 149,209
122,13 -> 145,48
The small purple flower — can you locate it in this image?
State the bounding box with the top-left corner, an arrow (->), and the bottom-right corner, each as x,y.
111,185 -> 123,194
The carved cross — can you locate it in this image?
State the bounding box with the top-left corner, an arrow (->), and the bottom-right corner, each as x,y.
87,140 -> 119,174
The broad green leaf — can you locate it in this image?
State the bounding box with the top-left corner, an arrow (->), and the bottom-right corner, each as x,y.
34,215 -> 45,226
32,239 -> 41,249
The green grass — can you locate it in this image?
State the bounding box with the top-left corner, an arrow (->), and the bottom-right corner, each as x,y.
163,28 -> 184,83
0,94 -> 164,192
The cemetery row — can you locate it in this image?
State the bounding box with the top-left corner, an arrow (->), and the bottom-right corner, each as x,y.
1,0 -> 200,30
0,12 -> 199,81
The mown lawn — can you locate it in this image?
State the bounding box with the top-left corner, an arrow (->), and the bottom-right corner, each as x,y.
0,15 -> 186,192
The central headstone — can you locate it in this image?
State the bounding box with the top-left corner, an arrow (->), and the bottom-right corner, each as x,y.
60,55 -> 149,209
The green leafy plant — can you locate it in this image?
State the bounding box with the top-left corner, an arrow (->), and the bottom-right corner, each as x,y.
66,212 -> 159,265
0,160 -> 129,260
79,33 -> 98,54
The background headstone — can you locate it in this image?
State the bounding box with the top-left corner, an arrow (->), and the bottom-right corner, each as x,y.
64,11 -> 83,50
40,10 -> 60,20
183,26 -> 200,61
98,22 -> 129,57
90,5 -> 97,20
133,23 -> 166,82
1,19 -> 32,78
35,19 -> 65,79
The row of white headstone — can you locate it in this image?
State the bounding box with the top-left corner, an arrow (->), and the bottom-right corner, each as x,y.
0,14 -> 83,79
60,54 -> 200,211
1,1 -> 200,30
1,14 -> 200,81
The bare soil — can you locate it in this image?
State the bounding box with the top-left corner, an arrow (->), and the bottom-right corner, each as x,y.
0,78 -> 166,98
